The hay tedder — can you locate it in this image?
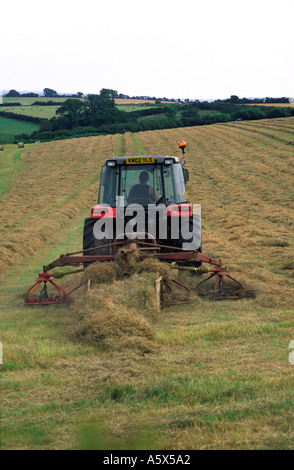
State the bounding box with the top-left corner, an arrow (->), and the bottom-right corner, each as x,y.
25,141 -> 244,306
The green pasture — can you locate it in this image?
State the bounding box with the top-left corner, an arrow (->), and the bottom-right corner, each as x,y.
0,116 -> 39,143
116,104 -> 159,112
2,97 -> 68,105
1,106 -> 59,119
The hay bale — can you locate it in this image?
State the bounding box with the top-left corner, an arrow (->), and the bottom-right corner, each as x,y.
0,145 -> 4,151
17,142 -> 24,148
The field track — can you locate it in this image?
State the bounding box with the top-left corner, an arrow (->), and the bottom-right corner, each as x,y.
1,117 -> 294,450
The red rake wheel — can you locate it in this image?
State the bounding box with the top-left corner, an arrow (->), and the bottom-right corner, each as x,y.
160,276 -> 192,305
24,272 -> 69,306
197,266 -> 245,300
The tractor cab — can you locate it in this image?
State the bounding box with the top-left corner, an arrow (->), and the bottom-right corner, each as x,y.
84,151 -> 200,256
97,156 -> 189,209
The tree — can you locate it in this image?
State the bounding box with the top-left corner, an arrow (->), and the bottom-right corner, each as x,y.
5,89 -> 20,97
99,88 -> 118,100
21,92 -> 39,97
86,93 -> 126,128
43,88 -> 58,97
229,95 -> 240,104
181,105 -> 201,126
56,99 -> 86,127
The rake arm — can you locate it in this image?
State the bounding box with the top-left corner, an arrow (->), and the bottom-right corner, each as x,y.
24,239 -> 244,306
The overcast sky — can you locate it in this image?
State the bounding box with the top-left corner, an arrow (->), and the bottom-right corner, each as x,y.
1,0 -> 293,100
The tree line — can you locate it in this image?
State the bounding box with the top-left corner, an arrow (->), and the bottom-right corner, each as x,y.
13,89 -> 294,143
3,88 -> 84,98
5,88 -> 291,104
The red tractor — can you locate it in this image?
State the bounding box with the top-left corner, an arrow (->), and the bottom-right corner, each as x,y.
25,143 -> 244,305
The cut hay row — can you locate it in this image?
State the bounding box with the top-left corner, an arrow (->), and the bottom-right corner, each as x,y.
0,135 -> 121,270
235,118 -> 294,134
193,124 -> 294,198
224,120 -> 294,146
70,255 -> 173,353
132,119 -> 294,308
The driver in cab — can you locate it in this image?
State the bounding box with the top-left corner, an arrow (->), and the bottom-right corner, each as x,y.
127,170 -> 159,203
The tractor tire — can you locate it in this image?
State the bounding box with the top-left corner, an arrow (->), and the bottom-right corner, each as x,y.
83,218 -> 113,266
178,215 -> 202,268
179,215 -> 201,252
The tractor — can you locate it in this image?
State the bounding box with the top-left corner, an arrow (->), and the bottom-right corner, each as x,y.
24,142 -> 244,306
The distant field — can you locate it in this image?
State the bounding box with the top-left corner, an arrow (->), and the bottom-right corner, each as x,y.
0,105 -> 59,119
116,104 -> 160,112
1,98 -> 177,121
2,97 -> 69,105
247,103 -> 294,107
0,116 -> 40,142
137,113 -> 169,122
114,98 -> 179,105
2,97 -> 178,106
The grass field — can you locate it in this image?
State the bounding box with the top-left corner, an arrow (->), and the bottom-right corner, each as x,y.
0,97 -> 76,123
0,116 -> 40,143
116,104 -> 162,112
0,98 -> 174,124
0,117 -> 294,450
114,99 -> 178,105
2,97 -> 69,106
0,106 -> 59,120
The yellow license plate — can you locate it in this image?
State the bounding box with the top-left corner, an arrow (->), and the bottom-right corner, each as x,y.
126,157 -> 155,164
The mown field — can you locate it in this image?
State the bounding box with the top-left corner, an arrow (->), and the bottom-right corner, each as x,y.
247,103 -> 294,108
0,117 -> 294,450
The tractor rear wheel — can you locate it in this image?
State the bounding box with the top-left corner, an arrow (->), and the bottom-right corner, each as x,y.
83,218 -> 113,266
178,216 -> 202,268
